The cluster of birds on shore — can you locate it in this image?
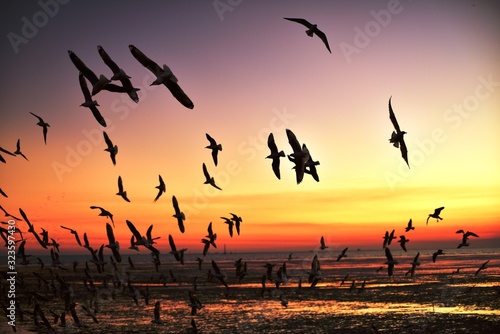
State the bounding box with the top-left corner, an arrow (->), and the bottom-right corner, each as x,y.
0,14 -> 496,334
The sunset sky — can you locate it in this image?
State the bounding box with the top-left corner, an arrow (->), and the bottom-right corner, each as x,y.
1,1 -> 499,255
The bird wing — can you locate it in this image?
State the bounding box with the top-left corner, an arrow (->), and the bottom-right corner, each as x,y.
97,45 -> 120,74
30,112 -> 43,122
89,105 -> 106,127
19,208 -> 32,227
206,133 -> 216,146
168,234 -> 177,252
202,163 -> 210,180
118,176 -> 124,192
128,45 -> 163,75
211,260 -> 222,275
267,133 -> 278,154
106,223 -> 116,244
385,247 -> 394,262
284,17 -> 313,28
286,129 -> 302,153
126,220 -> 142,242
388,97 -> 401,133
399,138 -> 409,167
78,72 -> 93,101
69,50 -> 99,84
313,28 -> 332,53
103,131 -> 113,149
435,207 -> 445,215
172,195 -> 180,215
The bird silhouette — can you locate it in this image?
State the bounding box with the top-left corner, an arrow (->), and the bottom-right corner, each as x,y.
266,133 -> 285,179
384,247 -> 398,276
153,175 -> 166,202
116,176 -> 131,202
337,247 -> 348,261
388,97 -> 409,168
405,219 -> 415,232
89,206 -> 114,227
456,230 -> 479,248
103,131 -> 118,165
14,139 -> 29,161
205,133 -> 222,166
172,195 -> 186,233
202,163 -> 222,190
427,207 -> 445,225
29,112 -> 50,144
284,17 -> 332,53
432,249 -> 445,263
398,235 -> 409,252
78,73 -> 107,127
320,236 -> 328,250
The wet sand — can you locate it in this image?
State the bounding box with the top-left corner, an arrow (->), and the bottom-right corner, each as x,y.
1,250 -> 499,333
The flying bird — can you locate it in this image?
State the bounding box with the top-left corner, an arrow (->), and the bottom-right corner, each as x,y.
103,131 -> 118,165
129,44 -> 194,109
78,73 -> 107,127
398,235 -> 409,252
89,206 -> 114,227
221,216 -> 234,237
202,163 -> 222,190
97,45 -> 140,103
308,254 -> 322,287
384,247 -> 398,277
475,260 -> 489,277
320,236 -> 328,250
30,112 -> 50,144
406,252 -> 420,278
172,195 -> 186,233
211,260 -> 228,288
284,17 -> 332,53
230,213 -> 242,235
427,207 -> 445,225
382,229 -> 396,249
456,230 -> 479,248
337,247 -> 348,261
60,225 -> 82,247
432,249 -> 445,263
116,176 -> 131,202
286,129 -> 310,184
105,223 -> 121,263
266,133 -> 285,179
388,97 -> 409,168
205,133 -> 222,166
14,138 -> 28,160
168,234 -> 187,264
153,174 -> 166,202
405,219 -> 415,232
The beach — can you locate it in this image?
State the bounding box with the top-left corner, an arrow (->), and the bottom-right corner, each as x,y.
1,249 -> 499,333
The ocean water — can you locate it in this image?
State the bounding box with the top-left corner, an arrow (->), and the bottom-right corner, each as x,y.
1,248 -> 499,333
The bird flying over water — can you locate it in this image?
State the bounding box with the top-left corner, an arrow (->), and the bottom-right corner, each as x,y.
103,131 -> 118,165
427,207 -> 444,225
105,222 -> 121,263
384,247 -> 398,277
116,176 -> 130,202
89,206 -> 114,227
320,236 -> 328,250
202,163 -> 222,190
30,112 -> 50,144
221,216 -> 234,237
388,97 -> 409,168
405,219 -> 415,232
172,195 -> 186,233
205,133 -> 222,166
398,235 -> 409,252
286,129 -> 309,184
60,225 -> 82,247
406,252 -> 420,278
432,249 -> 445,263
78,73 -> 107,127
154,174 -> 166,202
230,213 -> 242,236
266,133 -> 285,179
475,260 -> 489,277
129,44 -> 194,109
284,17 -> 332,53
337,247 -> 348,261
456,230 -> 479,248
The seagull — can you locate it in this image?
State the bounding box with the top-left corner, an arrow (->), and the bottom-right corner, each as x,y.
221,216 -> 234,237
388,97 -> 409,168
427,207 -> 445,225
456,230 -> 479,248
60,225 -> 82,246
129,44 -> 194,109
382,229 -> 396,248
105,223 -> 121,263
168,234 -> 187,264
97,45 -> 140,103
337,247 -> 348,261
475,260 -> 489,277
205,133 -> 222,166
89,206 -> 114,227
303,152 -> 320,182
405,219 -> 415,232
384,247 -> 398,277
398,235 -> 409,252
30,112 -> 50,144
284,17 -> 331,53
202,163 -> 222,190
78,73 -> 107,127
266,133 -> 285,179
320,236 -> 328,250
211,260 -> 228,288
14,138 -> 28,160
103,131 -> 118,165
432,249 -> 445,263
146,224 -> 161,245
307,254 -> 322,287
205,222 -> 217,249
286,129 -> 309,184
154,175 -> 166,202
172,195 -> 186,233
230,213 -> 242,235
126,220 -> 157,253
151,301 -> 164,324
116,176 -> 131,202
406,252 -> 420,278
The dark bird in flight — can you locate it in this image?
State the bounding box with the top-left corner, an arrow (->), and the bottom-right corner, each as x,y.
266,133 -> 285,179
388,97 -> 409,168
129,44 -> 194,109
475,260 -> 489,277
78,73 -> 107,127
230,213 -> 242,235
382,229 -> 396,249
406,252 -> 420,278
202,163 -> 222,190
169,234 -> 187,264
103,131 -> 118,165
105,222 -> 121,263
286,129 -> 309,184
172,195 -> 186,233
432,249 -> 445,263
427,207 -> 445,225
97,45 -> 140,103
456,230 -> 479,248
116,176 -> 131,202
398,235 -> 409,252
60,225 -> 82,246
14,139 -> 28,160
154,174 -> 166,202
284,17 -> 332,53
320,236 -> 328,250
308,254 -> 322,287
89,206 -> 114,227
126,220 -> 159,254
211,260 -> 228,288
221,216 -> 234,237
303,152 -> 320,182
405,219 -> 415,232
205,133 -> 222,166
384,247 -> 398,277
337,247 -> 348,261
30,112 -> 50,144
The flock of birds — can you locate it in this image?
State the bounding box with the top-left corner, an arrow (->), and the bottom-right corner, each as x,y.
0,15 -> 494,334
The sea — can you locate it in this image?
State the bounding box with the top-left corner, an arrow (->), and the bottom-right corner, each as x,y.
1,248 -> 499,333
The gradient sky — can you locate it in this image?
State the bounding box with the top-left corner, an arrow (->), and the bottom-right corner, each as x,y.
1,0 -> 499,255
